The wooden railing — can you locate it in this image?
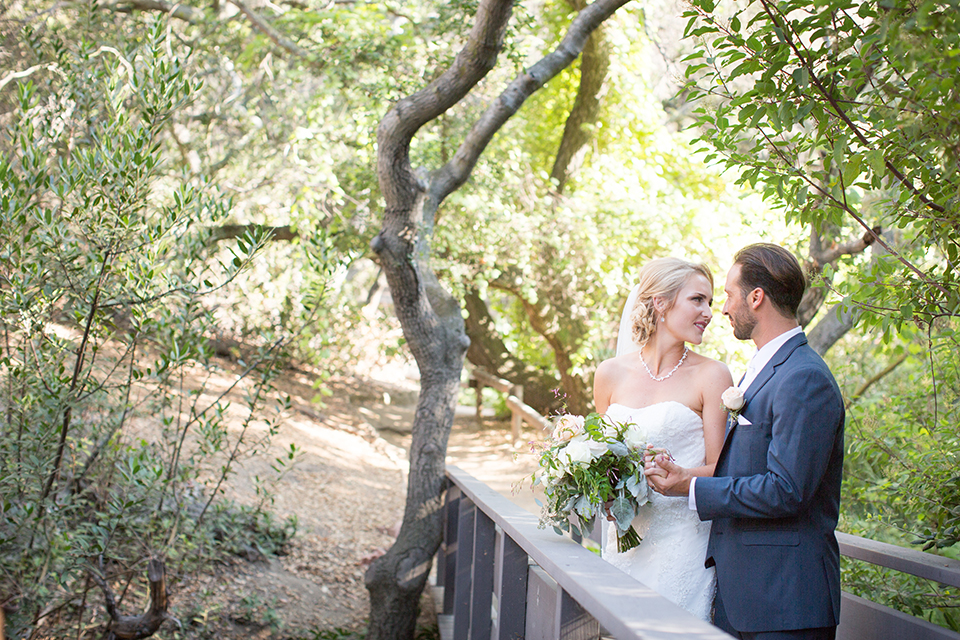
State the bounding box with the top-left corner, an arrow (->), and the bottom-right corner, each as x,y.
436,465 -> 960,640
435,465 -> 730,640
457,367 -> 960,639
468,369 -> 550,444
836,533 -> 960,639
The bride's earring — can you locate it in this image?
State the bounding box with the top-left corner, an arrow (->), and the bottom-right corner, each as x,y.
660,314 -> 665,323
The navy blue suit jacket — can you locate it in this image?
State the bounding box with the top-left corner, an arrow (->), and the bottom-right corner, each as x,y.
695,333 -> 845,633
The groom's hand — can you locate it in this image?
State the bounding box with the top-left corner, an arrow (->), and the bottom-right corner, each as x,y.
644,454 -> 693,497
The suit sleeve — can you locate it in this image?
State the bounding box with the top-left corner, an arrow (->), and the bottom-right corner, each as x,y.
694,365 -> 844,520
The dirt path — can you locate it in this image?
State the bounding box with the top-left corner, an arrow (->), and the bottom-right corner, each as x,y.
179,364 -> 543,639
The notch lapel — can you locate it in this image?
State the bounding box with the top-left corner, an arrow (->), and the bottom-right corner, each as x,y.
714,333 -> 808,472
742,333 -> 808,406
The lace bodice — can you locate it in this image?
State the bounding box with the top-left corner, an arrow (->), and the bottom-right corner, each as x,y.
601,401 -> 716,622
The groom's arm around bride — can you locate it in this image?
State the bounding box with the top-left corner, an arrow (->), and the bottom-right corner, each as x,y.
646,243 -> 845,640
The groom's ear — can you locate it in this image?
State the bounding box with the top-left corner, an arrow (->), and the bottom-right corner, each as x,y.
748,288 -> 764,309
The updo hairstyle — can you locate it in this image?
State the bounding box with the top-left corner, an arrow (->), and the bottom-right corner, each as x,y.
629,258 -> 714,348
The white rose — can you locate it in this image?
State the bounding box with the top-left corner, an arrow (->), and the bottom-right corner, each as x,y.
552,414 -> 585,442
721,386 -> 745,412
623,424 -> 647,451
586,438 -> 608,457
559,439 -> 594,466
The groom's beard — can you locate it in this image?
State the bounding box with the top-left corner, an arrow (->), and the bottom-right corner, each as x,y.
730,308 -> 757,341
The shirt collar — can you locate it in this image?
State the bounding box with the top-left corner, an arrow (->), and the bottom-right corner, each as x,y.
751,325 -> 803,371
740,326 -> 803,389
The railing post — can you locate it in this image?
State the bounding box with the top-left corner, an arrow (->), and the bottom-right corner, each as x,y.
525,565 -> 559,640
494,531 -> 529,640
472,375 -> 483,425
471,509 -> 496,640
510,384 -> 523,445
442,486 -> 461,615
558,591 -> 599,640
454,497 -> 477,640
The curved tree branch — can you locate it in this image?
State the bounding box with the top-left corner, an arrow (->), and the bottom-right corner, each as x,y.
807,302 -> 858,356
429,0 -> 630,203
376,0 -> 515,208
104,0 -> 200,23
227,0 -> 310,59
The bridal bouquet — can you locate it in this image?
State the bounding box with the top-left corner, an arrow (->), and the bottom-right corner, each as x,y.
530,412 -> 651,552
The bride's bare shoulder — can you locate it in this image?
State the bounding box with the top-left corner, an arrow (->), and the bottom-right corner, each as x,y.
688,352 -> 734,382
596,353 -> 633,377
690,352 -> 732,378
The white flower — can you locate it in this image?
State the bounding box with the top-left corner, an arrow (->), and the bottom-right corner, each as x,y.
600,422 -> 619,440
587,438 -> 608,457
623,423 -> 647,451
552,414 -> 585,442
559,439 -> 594,466
721,386 -> 745,412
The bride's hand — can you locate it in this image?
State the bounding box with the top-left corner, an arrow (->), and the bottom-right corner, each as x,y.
643,445 -> 673,470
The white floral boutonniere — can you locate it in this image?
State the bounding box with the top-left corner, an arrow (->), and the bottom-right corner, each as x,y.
721,386 -> 746,421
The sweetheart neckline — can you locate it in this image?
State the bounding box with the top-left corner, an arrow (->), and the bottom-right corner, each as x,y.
606,400 -> 701,421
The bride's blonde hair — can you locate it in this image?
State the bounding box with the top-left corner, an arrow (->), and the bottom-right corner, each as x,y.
629,258 -> 713,347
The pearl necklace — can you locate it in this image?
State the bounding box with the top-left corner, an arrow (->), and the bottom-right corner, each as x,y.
639,346 -> 689,382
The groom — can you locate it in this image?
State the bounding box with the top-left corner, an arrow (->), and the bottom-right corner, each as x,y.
645,243 -> 845,640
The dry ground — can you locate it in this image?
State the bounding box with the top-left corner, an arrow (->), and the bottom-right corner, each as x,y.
166,361 -> 544,640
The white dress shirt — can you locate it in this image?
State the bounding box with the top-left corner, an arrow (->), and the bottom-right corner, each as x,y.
687,326 -> 804,510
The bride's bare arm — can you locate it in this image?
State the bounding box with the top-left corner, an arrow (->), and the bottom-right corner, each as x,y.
593,359 -> 616,414
688,359 -> 733,477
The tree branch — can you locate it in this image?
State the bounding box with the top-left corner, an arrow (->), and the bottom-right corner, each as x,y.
549,0 -> 611,193
92,558 -> 180,639
104,0 -> 200,23
227,0 -> 310,59
807,302 -> 858,356
810,225 -> 880,267
845,353 -> 908,408
376,0 -> 515,208
430,0 -> 631,202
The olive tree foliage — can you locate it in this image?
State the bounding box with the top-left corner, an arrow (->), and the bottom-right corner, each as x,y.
0,12 -> 312,637
368,1 -> 637,637
677,0 -> 960,624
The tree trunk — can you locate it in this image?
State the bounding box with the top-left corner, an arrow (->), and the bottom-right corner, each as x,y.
807,302 -> 858,356
550,0 -> 611,193
798,223 -> 879,341
517,294 -> 590,415
463,289 -> 564,414
365,1 -> 634,637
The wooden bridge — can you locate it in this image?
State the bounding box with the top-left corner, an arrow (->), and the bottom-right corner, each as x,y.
438,370 -> 960,640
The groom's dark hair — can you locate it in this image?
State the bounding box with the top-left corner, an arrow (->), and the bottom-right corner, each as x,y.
734,243 -> 806,318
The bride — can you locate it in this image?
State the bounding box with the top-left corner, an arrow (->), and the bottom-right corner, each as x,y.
593,257 -> 733,622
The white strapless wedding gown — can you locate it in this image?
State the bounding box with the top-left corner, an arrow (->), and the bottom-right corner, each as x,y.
601,401 -> 716,621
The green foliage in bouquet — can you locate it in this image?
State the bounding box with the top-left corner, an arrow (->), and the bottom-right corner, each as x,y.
531,413 -> 651,552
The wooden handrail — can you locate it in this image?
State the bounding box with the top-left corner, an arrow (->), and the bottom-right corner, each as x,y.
439,465 -> 729,640
837,532 -> 960,588
438,466 -> 960,640
468,368 -> 548,444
